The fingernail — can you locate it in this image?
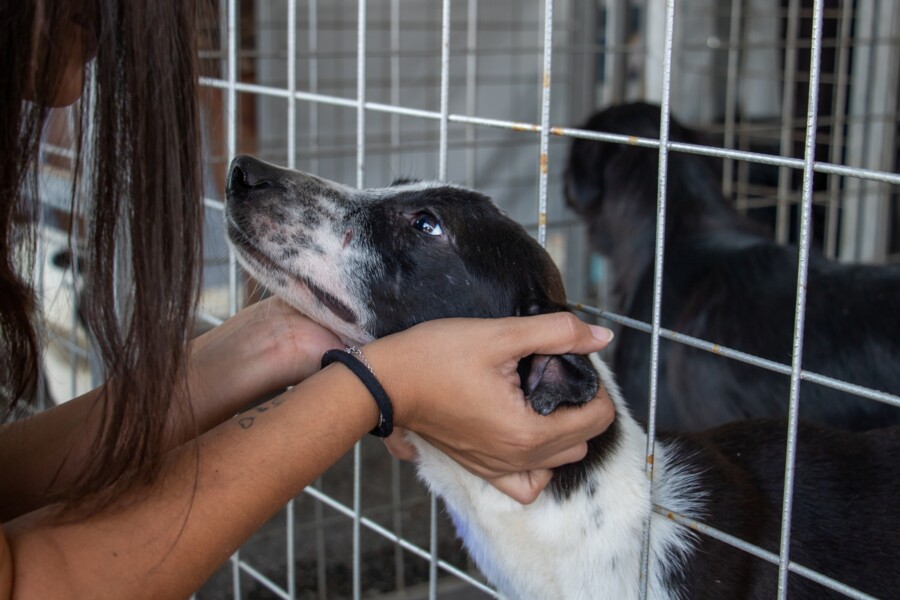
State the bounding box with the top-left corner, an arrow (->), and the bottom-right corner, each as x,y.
589,325 -> 614,342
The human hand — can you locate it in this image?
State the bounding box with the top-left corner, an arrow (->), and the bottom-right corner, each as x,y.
188,297 -> 342,427
363,313 -> 616,504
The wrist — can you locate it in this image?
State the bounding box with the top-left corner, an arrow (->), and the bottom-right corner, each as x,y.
321,348 -> 393,437
356,337 -> 420,432
187,321 -> 285,424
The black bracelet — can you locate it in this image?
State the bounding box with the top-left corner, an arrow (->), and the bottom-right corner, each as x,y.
321,347 -> 394,438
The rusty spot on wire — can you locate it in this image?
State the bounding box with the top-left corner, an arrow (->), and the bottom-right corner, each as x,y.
550,127 -> 565,136
646,453 -> 655,466
538,213 -> 548,227
627,135 -> 639,145
712,344 -> 722,355
543,71 -> 550,88
540,153 -> 548,174
512,123 -> 540,133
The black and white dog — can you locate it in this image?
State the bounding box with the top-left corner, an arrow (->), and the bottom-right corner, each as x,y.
225,156 -> 899,599
565,102 -> 900,432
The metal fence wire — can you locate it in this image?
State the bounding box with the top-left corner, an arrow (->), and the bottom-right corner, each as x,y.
34,0 -> 900,599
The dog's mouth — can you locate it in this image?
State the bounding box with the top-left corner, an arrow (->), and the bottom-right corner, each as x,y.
227,220 -> 358,325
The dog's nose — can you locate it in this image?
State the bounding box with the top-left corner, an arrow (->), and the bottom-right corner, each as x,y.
227,155 -> 278,195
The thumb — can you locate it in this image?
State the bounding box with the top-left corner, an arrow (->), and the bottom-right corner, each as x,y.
497,313 -> 614,359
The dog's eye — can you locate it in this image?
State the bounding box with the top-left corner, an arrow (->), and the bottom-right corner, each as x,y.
411,213 -> 443,236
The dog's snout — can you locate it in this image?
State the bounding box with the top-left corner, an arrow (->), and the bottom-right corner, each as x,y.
228,155 -> 278,196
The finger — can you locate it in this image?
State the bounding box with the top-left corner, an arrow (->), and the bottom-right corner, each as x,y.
382,427 -> 419,462
488,470 -> 553,504
496,313 -> 614,359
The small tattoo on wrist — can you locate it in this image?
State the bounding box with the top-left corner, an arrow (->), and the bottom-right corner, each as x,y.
236,393 -> 290,430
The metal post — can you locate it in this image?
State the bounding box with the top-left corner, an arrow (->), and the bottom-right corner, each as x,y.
226,0 -> 241,596
776,0 -> 824,596
353,3 -> 367,598
465,0 -> 479,186
537,0 -> 555,248
285,2 -> 297,595
639,1 -> 676,598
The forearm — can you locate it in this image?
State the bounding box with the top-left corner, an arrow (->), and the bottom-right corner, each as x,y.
0,389 -> 105,520
4,363 -> 377,600
0,299 -> 338,520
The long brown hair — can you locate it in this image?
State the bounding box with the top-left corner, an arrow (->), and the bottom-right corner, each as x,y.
1,0 -> 204,509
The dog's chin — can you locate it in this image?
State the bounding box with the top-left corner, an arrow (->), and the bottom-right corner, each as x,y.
229,245 -> 374,347
278,289 -> 374,348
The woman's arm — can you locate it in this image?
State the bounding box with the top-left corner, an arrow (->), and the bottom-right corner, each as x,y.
0,312 -> 612,599
4,362 -> 377,599
0,297 -> 341,521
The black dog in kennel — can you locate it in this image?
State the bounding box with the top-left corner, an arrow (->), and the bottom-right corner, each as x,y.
564,102 -> 900,432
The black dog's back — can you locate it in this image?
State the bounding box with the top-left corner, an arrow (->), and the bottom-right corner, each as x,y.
664,420 -> 900,598
565,102 -> 900,431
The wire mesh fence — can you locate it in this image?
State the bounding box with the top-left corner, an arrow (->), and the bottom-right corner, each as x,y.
35,0 -> 899,598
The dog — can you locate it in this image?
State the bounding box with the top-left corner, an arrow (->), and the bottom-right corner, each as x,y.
225,155 -> 899,599
564,102 -> 900,432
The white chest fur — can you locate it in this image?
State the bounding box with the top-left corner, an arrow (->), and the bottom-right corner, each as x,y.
407,355 -> 703,600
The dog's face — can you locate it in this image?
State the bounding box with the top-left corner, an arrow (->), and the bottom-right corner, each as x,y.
225,155 -> 599,414
564,103 -> 663,214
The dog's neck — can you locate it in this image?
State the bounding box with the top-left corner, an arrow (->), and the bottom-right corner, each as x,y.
597,153 -> 767,314
408,354 -> 703,600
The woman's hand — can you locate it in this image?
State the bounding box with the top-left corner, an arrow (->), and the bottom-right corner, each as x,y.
187,297 -> 342,429
363,313 -> 616,504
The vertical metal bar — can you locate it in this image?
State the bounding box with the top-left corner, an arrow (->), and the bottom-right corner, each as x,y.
389,10 -> 403,587
287,0 -> 297,171
776,0 -> 824,597
431,6 -> 452,597
439,0 -> 451,182
776,0 -> 800,245
357,0 -> 367,191
390,457 -> 405,592
226,1 -> 241,597
354,2 -> 367,598
722,0 -> 743,200
388,4 -> 405,590
309,0 -> 320,175
639,1 -> 676,598
465,0 -> 479,186
825,0 -> 853,259
390,0 -> 401,177
227,0 -> 239,318
305,4 -> 325,599
285,3 -> 297,596
537,0 -> 555,249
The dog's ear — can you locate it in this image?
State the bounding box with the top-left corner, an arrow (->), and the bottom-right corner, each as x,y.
564,140 -> 608,217
518,353 -> 600,416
